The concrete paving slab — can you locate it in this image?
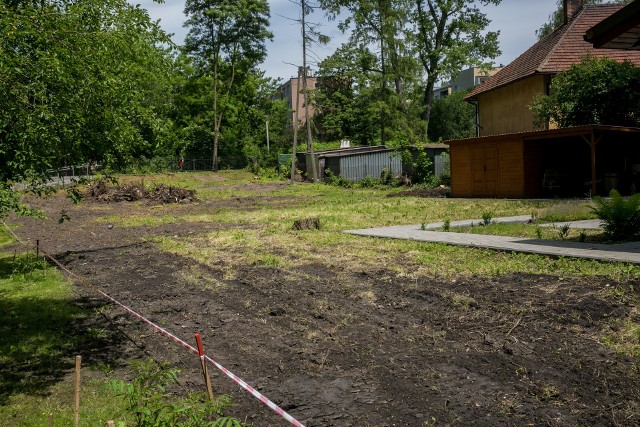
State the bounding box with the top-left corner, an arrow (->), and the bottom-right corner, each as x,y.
420,215 -> 533,230
345,219 -> 640,264
538,219 -> 603,230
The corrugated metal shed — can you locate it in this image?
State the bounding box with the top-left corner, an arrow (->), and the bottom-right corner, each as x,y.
300,145 -> 449,182
321,147 -> 402,181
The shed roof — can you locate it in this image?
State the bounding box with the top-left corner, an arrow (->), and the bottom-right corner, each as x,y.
466,4 -> 640,100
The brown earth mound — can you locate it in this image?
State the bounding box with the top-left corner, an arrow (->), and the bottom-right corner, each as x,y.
88,180 -> 198,204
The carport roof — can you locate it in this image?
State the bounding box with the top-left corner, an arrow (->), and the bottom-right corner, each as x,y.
444,125 -> 640,146
585,0 -> 640,49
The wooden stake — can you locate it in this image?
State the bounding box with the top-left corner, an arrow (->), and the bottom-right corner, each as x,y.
107,421 -> 115,427
74,355 -> 81,427
49,413 -> 53,427
194,334 -> 215,401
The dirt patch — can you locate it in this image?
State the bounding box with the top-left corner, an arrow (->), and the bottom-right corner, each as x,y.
6,189 -> 640,426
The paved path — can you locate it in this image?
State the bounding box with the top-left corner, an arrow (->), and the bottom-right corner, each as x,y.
345,217 -> 640,264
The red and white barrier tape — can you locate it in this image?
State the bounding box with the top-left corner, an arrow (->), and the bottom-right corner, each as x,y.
1,221 -> 306,427
2,221 -> 25,245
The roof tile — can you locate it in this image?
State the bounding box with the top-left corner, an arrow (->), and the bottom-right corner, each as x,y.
466,5 -> 640,99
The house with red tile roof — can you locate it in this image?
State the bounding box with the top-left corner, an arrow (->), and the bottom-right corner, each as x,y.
445,0 -> 640,199
465,0 -> 640,137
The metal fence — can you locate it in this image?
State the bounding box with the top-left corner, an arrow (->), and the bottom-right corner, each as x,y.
178,158 -> 214,172
46,163 -> 103,179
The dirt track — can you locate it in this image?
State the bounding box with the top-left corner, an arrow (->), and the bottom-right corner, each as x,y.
9,189 -> 640,426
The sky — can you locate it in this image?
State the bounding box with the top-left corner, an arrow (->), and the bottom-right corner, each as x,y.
131,0 -> 560,80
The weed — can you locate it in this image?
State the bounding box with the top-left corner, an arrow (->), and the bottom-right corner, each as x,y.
537,384 -> 560,401
481,212 -> 492,226
442,219 -> 451,232
602,319 -> 640,357
110,359 -> 247,426
579,230 -> 587,243
558,223 -> 571,240
447,293 -> 477,309
535,226 -> 543,239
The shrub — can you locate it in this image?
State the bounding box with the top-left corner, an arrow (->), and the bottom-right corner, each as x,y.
110,359 -> 246,427
481,212 -> 492,226
590,190 -> 640,241
324,169 -> 353,188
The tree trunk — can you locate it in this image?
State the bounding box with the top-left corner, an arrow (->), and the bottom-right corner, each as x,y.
422,74 -> 437,140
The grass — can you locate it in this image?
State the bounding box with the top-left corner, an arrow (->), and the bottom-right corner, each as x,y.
3,171 -> 640,423
116,172 -> 636,280
0,229 -> 127,426
452,222 -> 606,243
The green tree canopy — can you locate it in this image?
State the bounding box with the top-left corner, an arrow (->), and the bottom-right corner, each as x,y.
411,0 -> 501,134
530,57 -> 640,128
428,90 -> 476,141
183,0 -> 272,170
0,0 -> 176,216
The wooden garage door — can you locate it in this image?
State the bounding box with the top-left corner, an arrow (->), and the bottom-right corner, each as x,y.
471,145 -> 498,197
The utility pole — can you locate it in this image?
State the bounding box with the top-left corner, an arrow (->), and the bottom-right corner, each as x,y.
301,0 -> 318,182
291,68 -> 302,183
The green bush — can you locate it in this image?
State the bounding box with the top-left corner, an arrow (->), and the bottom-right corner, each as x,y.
110,359 -> 247,427
324,169 -> 354,188
590,189 -> 640,241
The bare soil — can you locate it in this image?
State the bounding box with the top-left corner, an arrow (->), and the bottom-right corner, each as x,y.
7,187 -> 640,427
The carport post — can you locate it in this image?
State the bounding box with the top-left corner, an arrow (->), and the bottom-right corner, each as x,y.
591,133 -> 597,196
583,130 -> 602,197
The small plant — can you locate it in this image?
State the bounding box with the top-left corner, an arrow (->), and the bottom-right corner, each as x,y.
357,175 -> 380,188
110,359 -> 246,427
558,223 -> 571,240
442,219 -> 451,232
535,226 -> 543,239
380,168 -> 395,186
324,169 -> 354,188
481,212 -> 492,226
579,230 -> 587,243
590,189 -> 640,241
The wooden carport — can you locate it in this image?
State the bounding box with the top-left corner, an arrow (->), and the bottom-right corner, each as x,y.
446,125 -> 640,198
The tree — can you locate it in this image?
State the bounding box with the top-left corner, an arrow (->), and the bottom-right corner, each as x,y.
170,53 -> 287,169
0,0 -> 176,216
530,57 -> 640,128
410,0 -> 501,136
536,0 -> 634,39
183,0 -> 272,171
428,90 -> 476,141
320,0 -> 420,145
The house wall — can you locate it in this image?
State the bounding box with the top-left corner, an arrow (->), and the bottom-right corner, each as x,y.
450,137 -> 525,198
477,76 -> 550,136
